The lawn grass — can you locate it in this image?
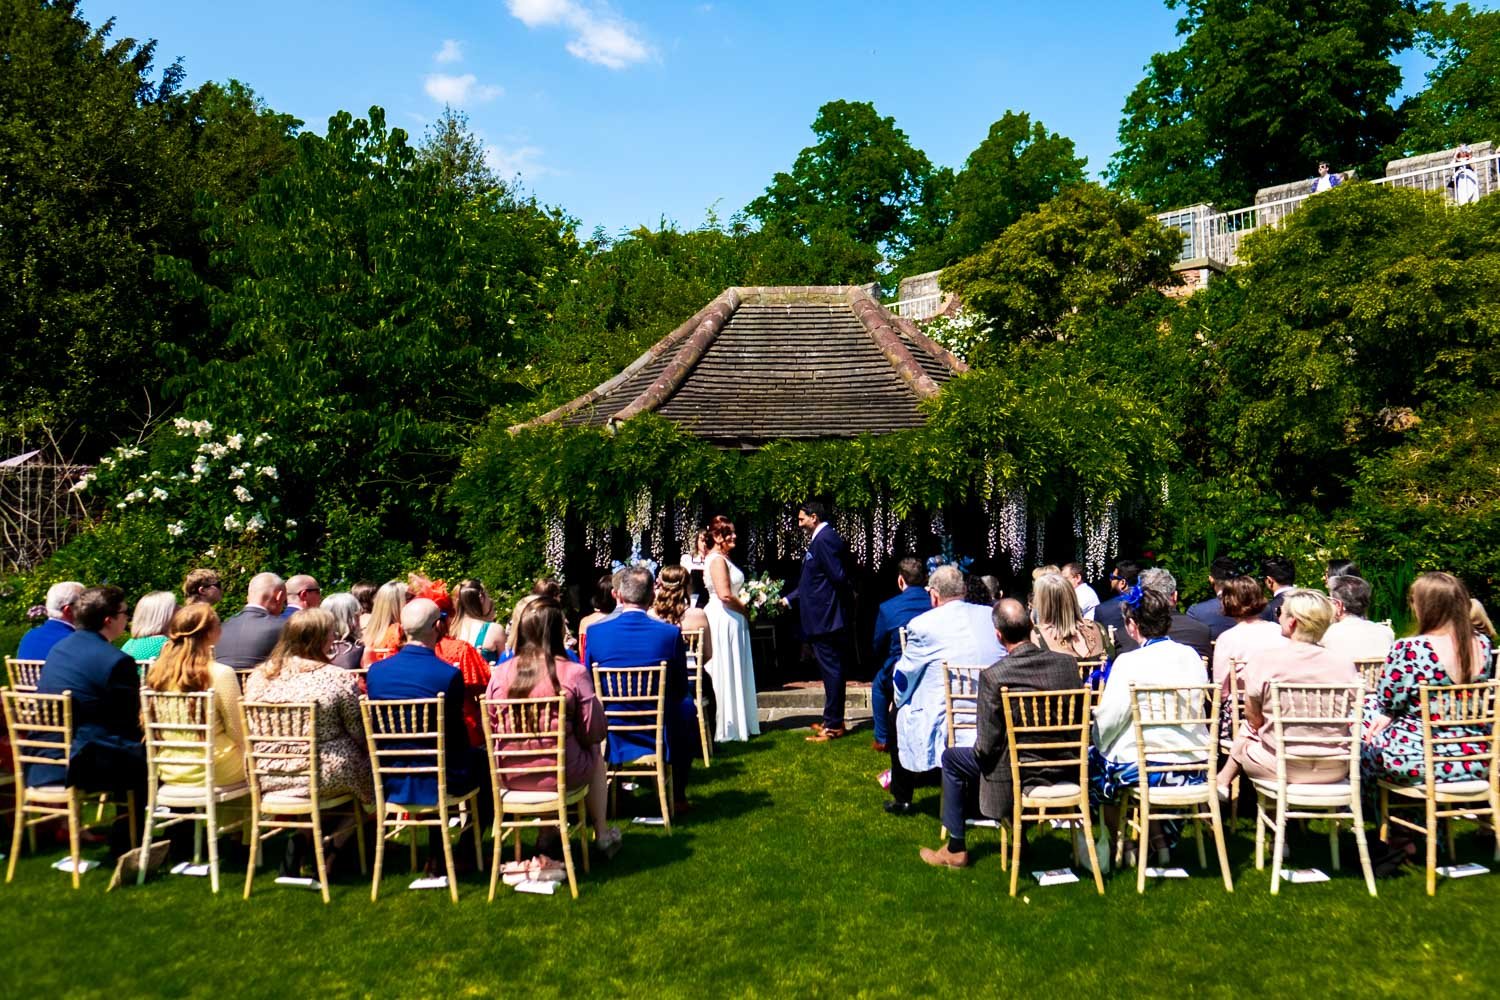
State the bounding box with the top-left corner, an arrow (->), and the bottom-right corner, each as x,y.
1,726 -> 1497,998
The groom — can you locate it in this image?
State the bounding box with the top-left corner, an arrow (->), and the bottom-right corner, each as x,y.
785,501 -> 853,742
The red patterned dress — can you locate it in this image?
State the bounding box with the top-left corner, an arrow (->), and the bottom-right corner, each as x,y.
1361,635 -> 1494,786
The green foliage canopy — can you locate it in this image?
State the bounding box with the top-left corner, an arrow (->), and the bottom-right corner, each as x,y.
1391,2 -> 1500,156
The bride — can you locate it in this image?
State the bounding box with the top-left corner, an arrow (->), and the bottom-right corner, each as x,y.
702,515 -> 759,741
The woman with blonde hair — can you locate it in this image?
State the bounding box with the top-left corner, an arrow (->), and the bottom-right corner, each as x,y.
1030,573 -> 1106,659
122,590 -> 178,661
145,604 -> 245,787
245,608 -> 373,806
359,580 -> 408,666
1216,589 -> 1358,793
1470,599 -> 1497,644
323,592 -> 364,669
1363,573 -> 1494,791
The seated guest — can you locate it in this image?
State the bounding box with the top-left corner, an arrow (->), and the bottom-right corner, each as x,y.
1115,568 -> 1213,663
359,580 -> 408,666
965,574 -> 997,606
17,580 -> 82,659
215,572 -> 288,670
32,586 -> 147,861
1211,575 -> 1288,693
1091,589 -> 1211,862
1030,572 -> 1107,660
182,568 -> 223,607
586,566 -> 696,813
486,599 -> 620,856
652,564 -> 714,741
283,574 -> 323,616
244,608 -> 372,875
578,572 -> 620,662
1094,559 -> 1141,638
452,579 -> 506,663
1469,599 -> 1496,645
1363,573 -> 1494,798
919,599 -> 1079,868
1324,559 -> 1359,590
1062,563 -> 1100,621
323,592 -> 365,669
145,605 -> 245,788
409,577 -> 491,748
351,581 -> 376,633
1321,575 -> 1395,663
121,590 -> 177,661
1260,556 -> 1297,623
887,566 -> 1005,815
243,609 -> 373,805
1186,557 -> 1241,639
871,558 -> 931,754
1217,590 -> 1358,792
365,599 -> 485,810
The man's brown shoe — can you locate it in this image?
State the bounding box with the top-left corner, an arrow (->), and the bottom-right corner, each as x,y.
919,844 -> 970,869
805,726 -> 846,742
871,740 -> 888,752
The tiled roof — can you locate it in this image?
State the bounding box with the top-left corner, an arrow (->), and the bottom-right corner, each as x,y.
520,286 -> 966,447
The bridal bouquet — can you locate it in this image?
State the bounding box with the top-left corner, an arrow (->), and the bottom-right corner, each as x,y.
737,575 -> 785,624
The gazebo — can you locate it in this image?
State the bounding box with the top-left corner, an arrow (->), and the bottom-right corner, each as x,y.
519,285 -> 966,446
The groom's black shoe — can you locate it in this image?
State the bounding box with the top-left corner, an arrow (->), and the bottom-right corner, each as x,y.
883,800 -> 915,816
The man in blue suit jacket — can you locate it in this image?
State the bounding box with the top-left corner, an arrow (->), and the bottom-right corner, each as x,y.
786,501 -> 854,740
869,557 -> 930,752
1186,557 -> 1240,639
365,599 -> 484,809
33,585 -> 146,859
585,566 -> 695,811
17,580 -> 82,660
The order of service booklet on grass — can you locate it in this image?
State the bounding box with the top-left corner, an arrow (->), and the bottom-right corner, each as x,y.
1436,862 -> 1488,879
1285,868 -> 1329,884
1032,868 -> 1080,886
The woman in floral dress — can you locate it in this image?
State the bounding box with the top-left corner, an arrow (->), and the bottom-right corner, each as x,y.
1362,572 -> 1494,788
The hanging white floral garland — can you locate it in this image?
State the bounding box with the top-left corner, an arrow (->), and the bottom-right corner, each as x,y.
543,513 -> 566,582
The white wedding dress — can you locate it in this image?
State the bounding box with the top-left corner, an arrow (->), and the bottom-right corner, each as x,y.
703,551 -> 759,741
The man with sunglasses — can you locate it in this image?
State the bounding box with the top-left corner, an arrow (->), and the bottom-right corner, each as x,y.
1093,559 -> 1140,639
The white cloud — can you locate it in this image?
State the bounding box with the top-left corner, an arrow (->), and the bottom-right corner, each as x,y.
424,72 -> 503,104
484,143 -> 553,180
434,39 -> 463,63
505,0 -> 653,69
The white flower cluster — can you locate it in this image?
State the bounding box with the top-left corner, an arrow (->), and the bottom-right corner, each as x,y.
69,472 -> 94,494
223,514 -> 242,531
233,485 -> 253,503
173,418 -> 215,438
166,521 -> 185,537
257,465 -> 278,479
150,487 -> 168,502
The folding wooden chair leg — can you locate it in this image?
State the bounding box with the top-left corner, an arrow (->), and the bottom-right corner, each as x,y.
577,798 -> 590,875
193,818 -> 205,866
657,763 -> 673,835
698,708 -> 711,768
1136,800 -> 1150,894
473,807 -> 485,873
67,794 -> 82,890
1444,817 -> 1457,861
1269,798 -> 1287,895
1081,803 -> 1104,895
1425,798 -> 1439,897
206,820 -> 221,895
137,798 -> 158,888
1208,796 -> 1234,892
310,817 -> 332,905
1378,786 -> 1389,843
408,818 -> 418,874
1007,806 -> 1023,897
439,805 -> 460,905
1254,798 -> 1266,870
243,817 -> 260,900
6,798 -> 23,883
557,802 -> 579,900
487,814 -> 504,903
354,802 -> 368,875
1328,820 -> 1341,872
371,817 -> 387,903
1349,796 -> 1377,897
1194,818 -> 1208,869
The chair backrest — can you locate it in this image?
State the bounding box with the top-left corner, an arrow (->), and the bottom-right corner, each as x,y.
1416,681 -> 1498,790
1354,657 -> 1385,691
1127,684 -> 1219,782
998,687 -> 1093,790
1076,657 -> 1106,689
141,689 -> 217,791
1262,682 -> 1363,784
360,697 -> 448,808
1220,656 -> 1249,746
240,700 -> 322,804
682,628 -> 705,686
5,658 -> 45,692
479,695 -> 567,793
1,689 -> 72,779
591,662 -> 667,759
942,663 -> 985,748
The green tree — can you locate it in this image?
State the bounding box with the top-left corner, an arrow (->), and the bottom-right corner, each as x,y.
905,111 -> 1087,274
0,1 -> 299,451
745,100 -> 936,258
417,105 -> 502,198
1391,2 -> 1500,156
1109,0 -> 1417,210
158,107 -> 576,550
939,184 -> 1181,351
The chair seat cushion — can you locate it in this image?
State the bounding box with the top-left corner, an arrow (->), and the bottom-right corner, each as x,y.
23,784 -> 71,804
497,785 -> 589,809
1380,779 -> 1492,799
155,782 -> 249,807
1021,782 -> 1082,802
260,791 -> 352,813
382,789 -> 477,813
1134,785 -> 1212,806
1251,778 -> 1352,803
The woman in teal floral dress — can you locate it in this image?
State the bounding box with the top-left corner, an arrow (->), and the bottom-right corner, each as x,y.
1362,572 -> 1494,788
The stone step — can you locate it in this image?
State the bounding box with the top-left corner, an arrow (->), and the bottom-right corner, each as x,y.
755,683 -> 871,710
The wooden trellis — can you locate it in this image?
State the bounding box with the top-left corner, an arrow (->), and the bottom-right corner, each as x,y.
0,447 -> 90,573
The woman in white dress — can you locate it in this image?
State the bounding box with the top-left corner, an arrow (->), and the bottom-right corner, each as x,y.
703,515 -> 759,741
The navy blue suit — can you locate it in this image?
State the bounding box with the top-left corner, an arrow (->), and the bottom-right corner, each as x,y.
585,609 -> 694,796
365,645 -> 482,807
31,630 -> 145,792
17,617 -> 75,660
1095,595 -> 1127,638
870,586 -> 931,745
787,523 -> 854,728
1186,596 -> 1237,639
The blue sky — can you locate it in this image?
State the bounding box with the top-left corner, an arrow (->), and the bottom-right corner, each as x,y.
94,1 -> 1443,236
